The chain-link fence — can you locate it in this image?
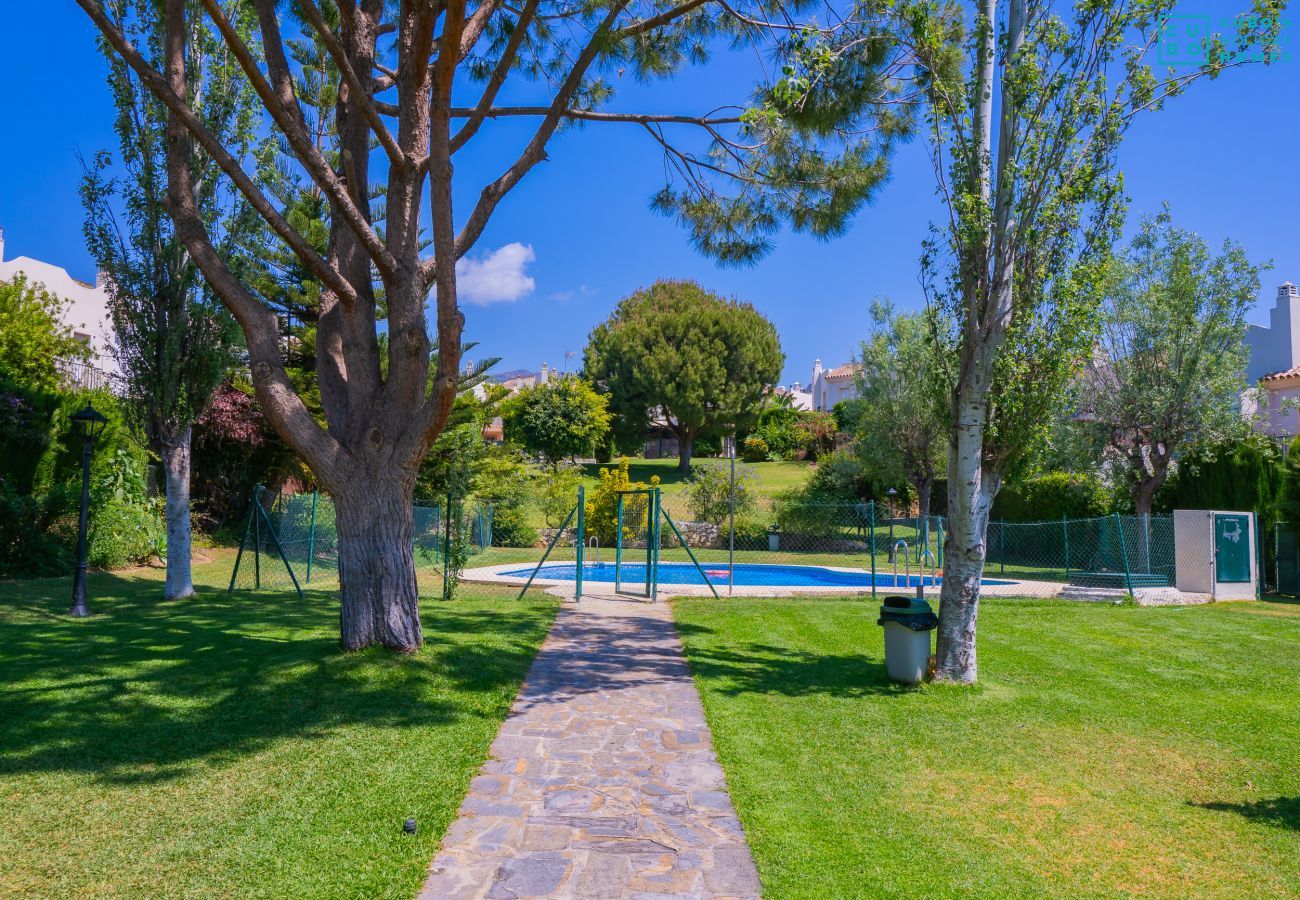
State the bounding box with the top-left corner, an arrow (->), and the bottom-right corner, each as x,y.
228,485 -> 492,597
1275,523 -> 1299,597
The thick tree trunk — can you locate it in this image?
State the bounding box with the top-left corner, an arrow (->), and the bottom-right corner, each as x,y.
334,478 -> 422,652
936,418 -> 998,683
1131,458 -> 1168,516
677,431 -> 694,473
163,428 -> 196,601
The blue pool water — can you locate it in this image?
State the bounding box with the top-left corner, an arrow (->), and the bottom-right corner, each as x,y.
501,562 -> 1014,588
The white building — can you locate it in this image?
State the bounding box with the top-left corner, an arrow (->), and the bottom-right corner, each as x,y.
0,227 -> 117,384
1246,282 -> 1300,438
808,358 -> 861,412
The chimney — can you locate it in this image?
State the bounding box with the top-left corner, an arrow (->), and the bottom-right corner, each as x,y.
1280,281 -> 1298,302
0,226 -> 5,263
540,362 -> 549,384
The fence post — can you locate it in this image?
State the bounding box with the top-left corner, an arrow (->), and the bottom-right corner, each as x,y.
1114,512 -> 1134,596
1254,511 -> 1261,600
575,485 -> 585,602
1062,516 -> 1070,580
254,487 -> 263,589
645,489 -> 654,598
869,500 -> 877,600
999,520 -> 1005,576
305,491 -> 318,584
615,494 -> 624,594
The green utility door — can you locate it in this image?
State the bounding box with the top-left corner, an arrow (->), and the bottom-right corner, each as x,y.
1214,514 -> 1251,584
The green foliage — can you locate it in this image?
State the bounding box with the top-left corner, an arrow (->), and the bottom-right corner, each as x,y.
685,461 -> 757,527
805,448 -> 874,502
993,472 -> 1112,523
0,482 -> 74,577
538,464 -> 583,529
0,276 -> 90,392
585,281 -> 783,466
741,436 -> 770,463
1083,208 -> 1265,511
1283,439 -> 1300,527
854,300 -> 947,513
0,377 -> 60,494
586,458 -> 660,547
501,375 -> 610,468
832,397 -> 868,434
1158,437 -> 1284,557
488,504 -> 538,548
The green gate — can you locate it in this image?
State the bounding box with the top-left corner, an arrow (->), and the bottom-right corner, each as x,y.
1213,513 -> 1252,584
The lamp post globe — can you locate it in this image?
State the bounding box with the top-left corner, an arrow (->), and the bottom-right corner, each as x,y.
69,402 -> 108,618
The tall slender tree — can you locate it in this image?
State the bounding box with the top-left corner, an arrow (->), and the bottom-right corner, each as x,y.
81,0 -> 255,600
78,0 -> 908,649
854,300 -> 947,515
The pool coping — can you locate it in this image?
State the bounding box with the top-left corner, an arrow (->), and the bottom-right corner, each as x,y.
460,561 -> 1067,600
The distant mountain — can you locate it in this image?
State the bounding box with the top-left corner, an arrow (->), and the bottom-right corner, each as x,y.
492,368 -> 536,382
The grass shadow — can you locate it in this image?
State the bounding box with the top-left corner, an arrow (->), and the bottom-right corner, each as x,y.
674,620 -> 908,698
1192,797 -> 1300,831
0,568 -> 553,786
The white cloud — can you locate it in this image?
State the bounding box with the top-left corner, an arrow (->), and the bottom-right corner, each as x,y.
456,242 -> 536,305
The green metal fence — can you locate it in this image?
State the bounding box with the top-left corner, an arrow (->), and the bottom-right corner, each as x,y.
228,485 -> 492,597
1275,523 -> 1299,597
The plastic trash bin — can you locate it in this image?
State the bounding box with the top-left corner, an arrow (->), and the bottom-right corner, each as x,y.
877,595 -> 938,684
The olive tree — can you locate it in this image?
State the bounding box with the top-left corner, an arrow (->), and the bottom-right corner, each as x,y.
1081,209 -> 1264,514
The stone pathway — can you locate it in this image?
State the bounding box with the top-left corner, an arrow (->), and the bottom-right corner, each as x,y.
419,596 -> 762,899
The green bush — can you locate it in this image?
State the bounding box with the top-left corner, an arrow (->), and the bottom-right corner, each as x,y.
993,471 -> 1111,522
586,458 -> 657,546
0,377 -> 60,494
741,436 -> 769,462
88,495 -> 164,569
490,503 -> 539,548
0,482 -> 74,577
538,463 -> 583,528
685,461 -> 757,527
805,449 -> 872,502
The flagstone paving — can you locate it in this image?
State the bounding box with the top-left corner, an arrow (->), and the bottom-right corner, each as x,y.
419,596 -> 762,899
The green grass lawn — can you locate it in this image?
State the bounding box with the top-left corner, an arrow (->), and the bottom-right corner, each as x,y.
581,456 -> 813,510
0,552 -> 557,898
674,595 -> 1300,898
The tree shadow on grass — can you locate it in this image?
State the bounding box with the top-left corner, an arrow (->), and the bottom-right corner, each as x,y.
1192,797 -> 1300,832
0,570 -> 553,785
673,620 -> 908,698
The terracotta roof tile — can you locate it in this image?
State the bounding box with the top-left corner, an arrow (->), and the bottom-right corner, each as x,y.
1261,365 -> 1300,384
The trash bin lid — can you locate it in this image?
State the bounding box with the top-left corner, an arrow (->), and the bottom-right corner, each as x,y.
877,595 -> 938,631
880,595 -> 933,615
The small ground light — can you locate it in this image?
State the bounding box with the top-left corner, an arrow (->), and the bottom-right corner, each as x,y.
403,818 -> 417,834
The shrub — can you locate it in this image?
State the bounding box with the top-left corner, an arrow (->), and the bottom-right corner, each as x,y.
685,461 -> 757,527
993,471 -> 1111,522
490,503 -> 539,547
88,495 -> 164,569
586,458 -> 658,546
0,482 -> 73,577
0,378 -> 59,494
538,463 -> 583,528
796,411 -> 839,461
805,449 -> 872,502
741,436 -> 769,462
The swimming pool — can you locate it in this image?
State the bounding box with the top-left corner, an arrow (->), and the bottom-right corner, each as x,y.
499,562 -> 1014,589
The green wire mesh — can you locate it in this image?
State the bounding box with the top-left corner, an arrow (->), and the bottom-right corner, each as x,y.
229,486 -> 492,595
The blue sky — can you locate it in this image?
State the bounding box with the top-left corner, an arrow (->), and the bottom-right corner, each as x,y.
1,4 -> 1297,385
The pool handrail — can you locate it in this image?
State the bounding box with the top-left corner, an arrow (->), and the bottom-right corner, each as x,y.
892,540 -> 910,589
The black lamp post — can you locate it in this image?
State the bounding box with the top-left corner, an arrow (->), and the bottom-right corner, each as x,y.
886,487 -> 898,562
68,402 -> 108,618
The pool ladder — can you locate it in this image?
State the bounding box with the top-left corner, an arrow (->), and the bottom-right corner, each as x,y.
586,536 -> 600,567
893,540 -> 939,597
